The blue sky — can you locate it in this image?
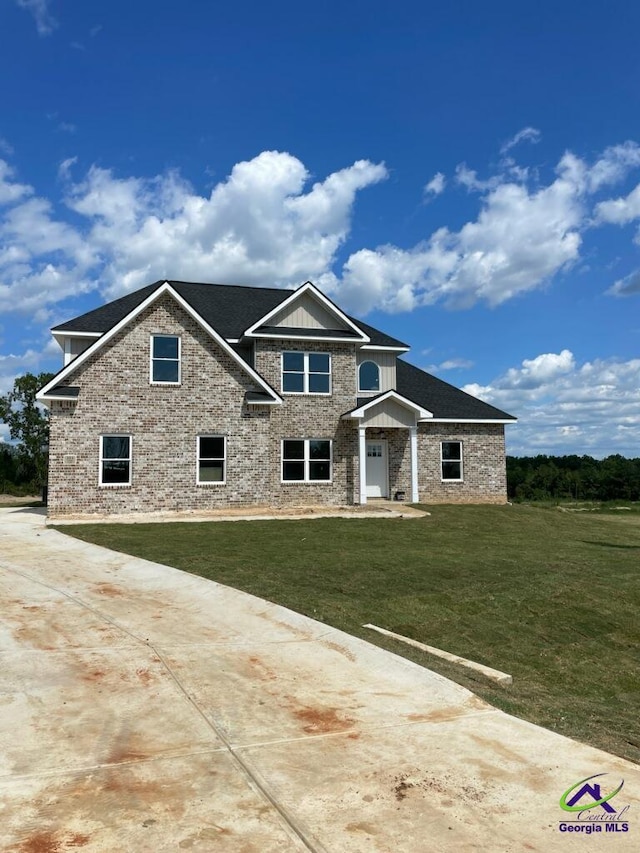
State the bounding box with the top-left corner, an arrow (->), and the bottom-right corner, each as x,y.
2,0 -> 640,456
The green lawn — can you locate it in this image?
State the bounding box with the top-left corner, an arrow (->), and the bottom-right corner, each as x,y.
62,504 -> 640,764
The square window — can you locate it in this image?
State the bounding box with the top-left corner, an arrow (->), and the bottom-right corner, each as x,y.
282,352 -> 331,395
282,439 -> 332,482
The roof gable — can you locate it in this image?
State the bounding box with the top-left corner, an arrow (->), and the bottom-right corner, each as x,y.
51,279 -> 407,348
345,390 -> 432,420
38,283 -> 282,404
244,281 -> 370,342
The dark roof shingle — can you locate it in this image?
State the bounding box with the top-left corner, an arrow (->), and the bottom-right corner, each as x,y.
396,359 -> 516,421
52,280 -> 408,348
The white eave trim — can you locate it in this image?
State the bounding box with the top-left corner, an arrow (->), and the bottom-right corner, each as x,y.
345,390 -> 432,420
359,344 -> 410,353
243,281 -> 370,343
37,282 -> 283,405
251,332 -> 362,343
40,393 -> 79,402
52,330 -> 102,339
419,417 -> 517,424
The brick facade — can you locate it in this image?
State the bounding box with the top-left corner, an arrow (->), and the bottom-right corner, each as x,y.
46,292 -> 509,517
417,422 -> 507,504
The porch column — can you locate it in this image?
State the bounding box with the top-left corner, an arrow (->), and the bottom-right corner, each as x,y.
410,425 -> 419,503
358,425 -> 367,505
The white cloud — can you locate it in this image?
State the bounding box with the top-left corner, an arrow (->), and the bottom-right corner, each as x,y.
0,160 -> 32,206
423,358 -> 474,373
607,269 -> 640,297
596,182 -> 640,225
15,0 -> 57,36
331,155 -> 586,313
424,172 -> 446,197
66,152 -> 388,299
2,141 -> 640,326
0,346 -> 49,395
463,351 -> 640,457
500,127 -> 541,155
454,163 -> 501,193
57,156 -> 78,181
0,151 -> 388,315
328,144 -> 640,315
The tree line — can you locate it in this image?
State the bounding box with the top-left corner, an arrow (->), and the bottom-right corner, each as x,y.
507,454 -> 640,501
0,372 -> 53,494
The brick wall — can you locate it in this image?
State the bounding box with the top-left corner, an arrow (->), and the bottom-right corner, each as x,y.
46,292 -> 507,516
417,422 -> 507,503
47,298 -> 361,516
254,339 -> 359,505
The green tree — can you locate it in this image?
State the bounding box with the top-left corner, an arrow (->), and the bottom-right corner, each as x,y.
0,372 -> 54,489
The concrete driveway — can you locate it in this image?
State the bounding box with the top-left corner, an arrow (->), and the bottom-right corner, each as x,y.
1,507 -> 638,852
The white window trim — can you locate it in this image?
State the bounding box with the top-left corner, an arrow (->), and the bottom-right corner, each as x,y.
196,435 -> 227,486
281,351 -> 332,396
150,334 -> 182,385
441,440 -> 463,482
281,438 -> 333,484
357,360 -> 381,394
99,434 -> 132,487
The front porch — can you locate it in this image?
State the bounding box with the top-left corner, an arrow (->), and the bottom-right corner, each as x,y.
343,391 -> 432,505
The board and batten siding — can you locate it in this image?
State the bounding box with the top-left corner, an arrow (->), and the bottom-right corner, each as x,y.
360,398 -> 416,428
269,292 -> 351,331
356,351 -> 397,393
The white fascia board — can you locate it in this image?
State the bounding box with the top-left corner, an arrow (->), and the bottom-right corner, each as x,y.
243,281 -> 370,343
348,390 -> 432,420
51,330 -> 102,351
359,344 -> 410,353
420,417 -> 518,424
38,282 -> 283,404
52,330 -> 102,339
250,332 -> 362,343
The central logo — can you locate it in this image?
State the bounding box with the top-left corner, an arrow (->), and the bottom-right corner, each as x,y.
560,774 -> 624,813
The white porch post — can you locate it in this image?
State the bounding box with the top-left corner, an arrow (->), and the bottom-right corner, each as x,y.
358,425 -> 367,504
410,425 -> 419,503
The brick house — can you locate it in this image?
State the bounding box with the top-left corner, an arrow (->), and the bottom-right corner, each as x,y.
37,280 -> 516,517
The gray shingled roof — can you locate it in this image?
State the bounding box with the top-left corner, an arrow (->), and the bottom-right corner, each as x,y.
52,280 -> 408,348
395,359 -> 515,421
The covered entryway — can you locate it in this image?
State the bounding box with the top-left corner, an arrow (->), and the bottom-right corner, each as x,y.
365,440 -> 388,497
343,391 -> 433,505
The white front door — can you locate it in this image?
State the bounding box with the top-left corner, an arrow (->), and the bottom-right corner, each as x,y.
366,440 -> 388,498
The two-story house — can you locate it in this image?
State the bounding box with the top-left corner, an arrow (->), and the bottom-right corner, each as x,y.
37,280 -> 516,518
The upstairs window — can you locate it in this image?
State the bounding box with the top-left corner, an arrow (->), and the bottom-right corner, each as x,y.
282,352 -> 331,394
100,435 -> 131,486
441,441 -> 463,481
151,335 -> 181,383
358,360 -> 380,392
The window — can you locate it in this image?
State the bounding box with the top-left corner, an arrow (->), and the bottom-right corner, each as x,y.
100,436 -> 131,486
197,436 -> 226,484
151,335 -> 181,383
441,441 -> 463,481
358,360 -> 380,392
282,352 -> 331,394
282,439 -> 332,482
